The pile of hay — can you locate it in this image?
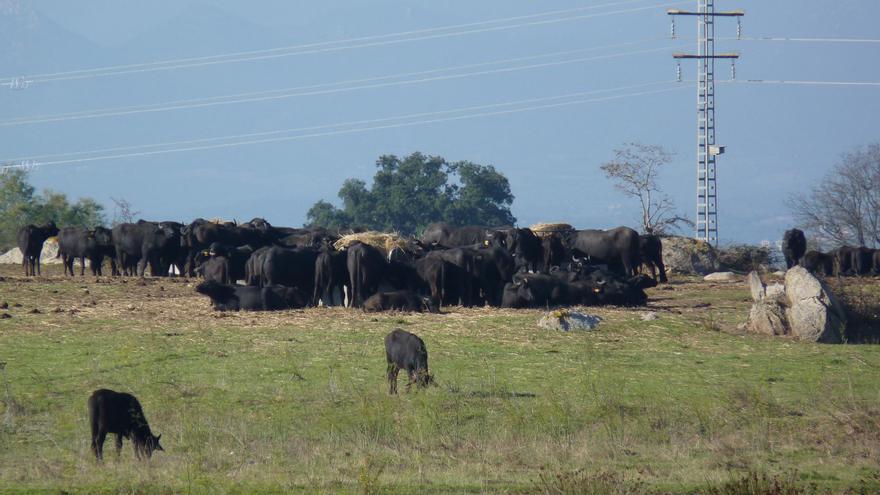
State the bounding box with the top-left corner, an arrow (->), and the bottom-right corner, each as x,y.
333,231 -> 409,255
529,222 -> 574,237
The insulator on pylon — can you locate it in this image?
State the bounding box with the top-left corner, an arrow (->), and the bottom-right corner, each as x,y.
676,62 -> 682,82
730,60 -> 736,80
670,17 -> 676,39
737,18 -> 742,39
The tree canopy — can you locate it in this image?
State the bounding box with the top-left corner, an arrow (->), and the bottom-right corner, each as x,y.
0,169 -> 105,250
787,142 -> 880,248
306,152 -> 516,235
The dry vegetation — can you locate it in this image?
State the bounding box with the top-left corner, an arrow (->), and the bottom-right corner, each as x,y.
0,265 -> 878,494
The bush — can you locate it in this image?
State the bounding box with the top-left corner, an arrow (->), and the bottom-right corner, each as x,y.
718,244 -> 773,273
829,279 -> 880,344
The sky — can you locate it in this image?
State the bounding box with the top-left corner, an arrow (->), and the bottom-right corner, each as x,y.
1,0 -> 878,244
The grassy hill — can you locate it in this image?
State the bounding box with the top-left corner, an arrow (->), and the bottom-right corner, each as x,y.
0,265 -> 878,494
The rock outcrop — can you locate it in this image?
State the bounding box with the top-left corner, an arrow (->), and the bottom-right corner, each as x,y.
661,236 -> 720,275
746,267 -> 845,343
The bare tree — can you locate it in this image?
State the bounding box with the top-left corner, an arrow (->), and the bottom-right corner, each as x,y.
600,142 -> 692,235
787,143 -> 880,248
110,197 -> 140,226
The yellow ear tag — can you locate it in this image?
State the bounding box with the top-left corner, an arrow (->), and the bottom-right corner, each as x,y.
483,240 -> 489,246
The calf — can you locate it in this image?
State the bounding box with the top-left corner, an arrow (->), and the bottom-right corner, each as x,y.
384,329 -> 433,394
638,234 -> 668,283
88,389 -> 163,461
363,290 -> 438,313
195,280 -> 308,311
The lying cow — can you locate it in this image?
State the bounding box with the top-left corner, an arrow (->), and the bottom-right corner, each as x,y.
363,290 -> 438,313
88,389 -> 163,461
384,329 -> 433,394
195,280 -> 308,311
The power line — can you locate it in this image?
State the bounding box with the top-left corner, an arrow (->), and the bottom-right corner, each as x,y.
722,79 -> 880,87
0,82 -> 684,169
3,1 -> 688,84
0,43 -> 683,126
722,36 -> 880,44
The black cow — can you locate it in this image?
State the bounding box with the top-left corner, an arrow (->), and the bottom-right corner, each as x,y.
874,249 -> 880,275
347,242 -> 388,307
832,246 -> 856,276
503,267 -> 647,308
540,233 -> 566,273
182,220 -> 269,276
782,229 -> 807,269
564,227 -> 641,276
802,250 -> 834,276
313,244 -> 349,306
852,247 -> 875,276
469,245 -> 516,306
414,256 -> 457,307
112,221 -> 180,277
16,221 -> 59,276
88,389 -> 163,461
195,280 -> 308,311
205,242 -> 253,283
384,329 -> 433,394
638,235 -> 667,283
256,246 -> 318,294
495,228 -> 542,272
363,290 -> 438,313
196,256 -> 231,284
57,226 -> 115,276
245,246 -> 271,286
421,222 -> 495,248
423,248 -> 477,306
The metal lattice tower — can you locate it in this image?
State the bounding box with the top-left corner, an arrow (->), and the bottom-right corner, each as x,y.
669,2 -> 743,245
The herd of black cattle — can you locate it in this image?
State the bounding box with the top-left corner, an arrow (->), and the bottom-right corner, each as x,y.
16,218 -> 668,310
15,221 -> 880,312
781,228 -> 880,277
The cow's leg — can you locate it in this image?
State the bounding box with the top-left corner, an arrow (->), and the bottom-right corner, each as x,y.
80,256 -> 86,276
387,362 -> 399,394
405,368 -> 416,393
114,434 -> 124,456
35,255 -> 41,276
93,430 -> 107,461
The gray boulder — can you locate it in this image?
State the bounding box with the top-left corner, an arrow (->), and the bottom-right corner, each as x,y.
538,310 -> 602,331
745,268 -> 845,343
704,271 -> 737,282
661,236 -> 720,275
783,267 -> 845,344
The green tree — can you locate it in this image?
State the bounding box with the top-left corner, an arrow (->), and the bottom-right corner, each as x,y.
306,152 -> 515,235
0,170 -> 106,250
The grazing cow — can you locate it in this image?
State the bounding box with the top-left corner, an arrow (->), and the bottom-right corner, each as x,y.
801,250 -> 834,276
57,226 -> 115,276
638,234 -> 667,283
540,233 -> 566,273
88,389 -> 163,461
420,222 -> 496,248
384,329 -> 433,394
563,227 -> 641,277
195,280 -> 308,311
347,242 -> 388,307
852,247 -> 875,276
16,221 -> 59,276
313,244 -> 349,306
782,229 -> 807,269
363,290 -> 438,313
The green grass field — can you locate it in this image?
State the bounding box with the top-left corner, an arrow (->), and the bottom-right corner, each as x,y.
0,265 -> 878,494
